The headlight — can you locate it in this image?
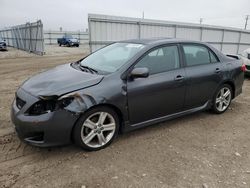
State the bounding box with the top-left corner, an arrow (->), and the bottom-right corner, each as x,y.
27,97 -> 74,115
28,100 -> 56,115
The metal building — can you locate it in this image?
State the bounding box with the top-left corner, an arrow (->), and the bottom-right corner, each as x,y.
88,14 -> 250,54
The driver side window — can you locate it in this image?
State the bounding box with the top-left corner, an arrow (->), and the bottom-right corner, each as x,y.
135,45 -> 180,75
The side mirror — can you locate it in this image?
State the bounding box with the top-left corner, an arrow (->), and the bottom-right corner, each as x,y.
130,67 -> 149,79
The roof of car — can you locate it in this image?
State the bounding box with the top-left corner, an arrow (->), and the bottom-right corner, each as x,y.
119,38 -> 203,45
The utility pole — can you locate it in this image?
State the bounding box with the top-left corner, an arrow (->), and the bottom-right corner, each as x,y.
142,11 -> 144,19
199,18 -> 203,24
245,15 -> 249,30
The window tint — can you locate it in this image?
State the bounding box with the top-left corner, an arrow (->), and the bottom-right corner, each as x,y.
209,51 -> 219,63
80,43 -> 145,73
148,48 -> 163,57
183,45 -> 211,66
103,46 -> 131,61
135,45 -> 180,75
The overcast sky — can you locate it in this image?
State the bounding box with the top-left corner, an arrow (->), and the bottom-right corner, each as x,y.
1,0 -> 249,31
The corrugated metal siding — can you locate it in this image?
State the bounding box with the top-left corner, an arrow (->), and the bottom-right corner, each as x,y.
222,44 -> 238,54
223,31 -> 240,43
241,33 -> 250,43
88,14 -> 250,54
0,20 -> 44,55
176,27 -> 201,40
202,29 -> 223,42
90,21 -> 138,42
141,25 -> 175,38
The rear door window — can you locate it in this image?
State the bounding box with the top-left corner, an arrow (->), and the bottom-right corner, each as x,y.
182,44 -> 218,66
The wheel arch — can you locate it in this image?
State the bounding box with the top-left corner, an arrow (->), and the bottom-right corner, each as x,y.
70,103 -> 124,142
222,80 -> 235,99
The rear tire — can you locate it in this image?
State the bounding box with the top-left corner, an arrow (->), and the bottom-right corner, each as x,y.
212,84 -> 232,114
73,106 -> 119,151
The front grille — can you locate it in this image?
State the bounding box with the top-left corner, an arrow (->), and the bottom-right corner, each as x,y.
16,96 -> 26,109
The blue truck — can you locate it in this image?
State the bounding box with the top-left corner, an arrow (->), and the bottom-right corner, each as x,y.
57,35 -> 79,47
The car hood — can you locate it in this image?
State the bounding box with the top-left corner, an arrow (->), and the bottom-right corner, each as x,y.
21,63 -> 104,97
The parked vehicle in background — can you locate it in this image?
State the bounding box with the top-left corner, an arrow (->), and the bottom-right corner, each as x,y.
239,48 -> 250,76
57,35 -> 79,47
0,38 -> 7,51
11,39 -> 245,151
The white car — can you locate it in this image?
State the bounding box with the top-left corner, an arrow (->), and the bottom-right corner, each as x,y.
240,48 -> 250,76
0,38 -> 7,51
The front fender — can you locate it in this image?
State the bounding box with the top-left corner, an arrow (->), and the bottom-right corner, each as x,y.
63,92 -> 103,114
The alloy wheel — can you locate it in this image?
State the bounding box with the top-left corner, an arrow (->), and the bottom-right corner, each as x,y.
80,112 -> 116,148
215,87 -> 231,112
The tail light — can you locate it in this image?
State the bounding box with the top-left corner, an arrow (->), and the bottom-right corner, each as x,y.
241,64 -> 246,72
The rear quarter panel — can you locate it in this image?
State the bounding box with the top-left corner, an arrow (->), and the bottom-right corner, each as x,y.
223,58 -> 244,98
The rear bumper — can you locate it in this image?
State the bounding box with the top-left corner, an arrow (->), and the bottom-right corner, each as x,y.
11,88 -> 79,147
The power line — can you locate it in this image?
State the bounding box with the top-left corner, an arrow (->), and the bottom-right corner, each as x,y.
199,18 -> 203,24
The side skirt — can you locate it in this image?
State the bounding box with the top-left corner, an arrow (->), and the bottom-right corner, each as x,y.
122,101 -> 210,133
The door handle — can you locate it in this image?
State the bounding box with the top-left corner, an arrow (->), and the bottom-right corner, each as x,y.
174,75 -> 184,81
215,68 -> 221,73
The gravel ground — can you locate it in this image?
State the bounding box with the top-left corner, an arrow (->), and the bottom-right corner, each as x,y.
0,48 -> 250,188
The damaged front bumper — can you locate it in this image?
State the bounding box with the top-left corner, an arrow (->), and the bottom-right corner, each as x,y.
11,88 -> 80,147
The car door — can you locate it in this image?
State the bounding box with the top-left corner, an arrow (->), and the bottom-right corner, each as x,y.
181,43 -> 223,109
127,44 -> 186,125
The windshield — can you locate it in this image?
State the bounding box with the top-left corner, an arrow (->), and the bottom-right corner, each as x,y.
80,43 -> 145,73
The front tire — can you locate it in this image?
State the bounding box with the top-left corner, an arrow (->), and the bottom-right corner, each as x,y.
212,84 -> 232,114
73,106 -> 119,151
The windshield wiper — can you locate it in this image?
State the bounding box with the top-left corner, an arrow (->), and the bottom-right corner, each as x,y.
79,64 -> 98,74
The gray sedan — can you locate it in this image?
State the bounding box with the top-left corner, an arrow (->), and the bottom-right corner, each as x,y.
11,38 -> 245,151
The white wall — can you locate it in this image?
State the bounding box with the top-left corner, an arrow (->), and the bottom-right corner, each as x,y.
88,14 -> 250,54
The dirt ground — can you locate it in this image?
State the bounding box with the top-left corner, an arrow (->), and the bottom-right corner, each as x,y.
0,47 -> 250,188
